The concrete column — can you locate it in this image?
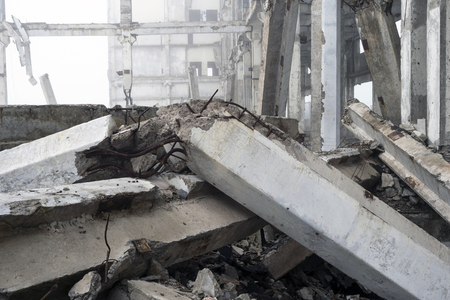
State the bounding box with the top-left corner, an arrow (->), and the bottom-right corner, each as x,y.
188,66 -> 200,99
257,0 -> 298,116
243,50 -> 253,109
310,0 -> 341,151
39,73 -> 57,105
0,0 -> 7,105
119,0 -> 134,106
288,8 -> 304,131
355,0 -> 401,125
401,0 -> 427,125
427,0 -> 443,145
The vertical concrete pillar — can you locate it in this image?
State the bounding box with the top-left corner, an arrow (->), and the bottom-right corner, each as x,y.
289,8 -> 305,131
0,0 -> 7,105
427,0 -> 449,145
257,0 -> 298,116
310,0 -> 341,151
401,0 -> 427,125
243,50 -> 253,109
355,0 -> 401,125
119,0 -> 135,106
188,67 -> 200,99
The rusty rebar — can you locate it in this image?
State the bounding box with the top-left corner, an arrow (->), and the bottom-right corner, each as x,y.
40,284 -> 58,300
104,213 -> 111,284
185,103 -> 196,114
200,89 -> 219,113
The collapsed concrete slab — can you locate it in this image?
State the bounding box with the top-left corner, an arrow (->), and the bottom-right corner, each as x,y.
0,178 -> 156,233
343,101 -> 450,225
114,100 -> 450,299
0,115 -> 117,193
0,187 -> 265,299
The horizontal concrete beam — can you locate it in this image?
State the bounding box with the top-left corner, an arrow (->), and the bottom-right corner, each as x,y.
181,117 -> 450,299
0,115 -> 117,193
1,21 -> 251,37
343,101 -> 450,225
0,190 -> 265,299
0,178 -> 156,232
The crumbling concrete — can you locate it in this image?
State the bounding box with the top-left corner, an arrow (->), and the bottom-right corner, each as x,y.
343,100 -> 450,225
262,237 -> 313,280
0,115 -> 117,193
128,281 -> 191,300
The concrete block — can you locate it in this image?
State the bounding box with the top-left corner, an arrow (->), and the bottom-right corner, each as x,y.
0,115 -> 117,193
261,116 -> 303,140
0,178 -> 157,232
192,269 -> 223,298
343,101 -> 450,225
183,117 -> 450,299
156,173 -> 214,198
262,237 -> 313,280
0,191 -> 265,299
68,271 -> 102,300
128,281 -> 191,300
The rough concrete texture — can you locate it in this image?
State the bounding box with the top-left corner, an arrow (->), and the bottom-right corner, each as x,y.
68,271 -> 102,300
262,237 -> 313,280
343,101 -> 450,225
107,99 -> 450,299
0,105 -> 157,151
0,178 -> 157,232
0,190 -> 265,299
0,115 -> 117,193
261,116 -> 303,141
354,0 -> 402,125
192,268 -> 223,298
128,281 -> 192,300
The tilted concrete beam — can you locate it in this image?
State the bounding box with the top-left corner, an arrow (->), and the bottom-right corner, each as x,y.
354,0 -> 402,125
129,100 -> 450,300
343,101 -> 450,225
0,115 -> 117,193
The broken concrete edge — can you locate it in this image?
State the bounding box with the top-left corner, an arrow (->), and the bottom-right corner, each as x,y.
0,193 -> 266,299
181,117 -> 450,299
0,115 -> 118,193
379,152 -> 450,224
0,178 -> 158,233
0,104 -> 158,151
343,101 -> 450,224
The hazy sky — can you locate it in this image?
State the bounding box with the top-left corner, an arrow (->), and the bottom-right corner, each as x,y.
5,0 -> 109,106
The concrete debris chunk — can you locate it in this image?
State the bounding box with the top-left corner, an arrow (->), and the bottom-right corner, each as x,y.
68,271 -> 102,300
296,287 -> 314,300
192,268 -> 224,299
131,153 -> 158,174
381,173 -> 394,188
128,281 -> 192,300
261,237 -> 313,280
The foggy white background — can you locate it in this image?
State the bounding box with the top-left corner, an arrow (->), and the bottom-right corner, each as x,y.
4,0 -> 376,108
5,0 -> 109,106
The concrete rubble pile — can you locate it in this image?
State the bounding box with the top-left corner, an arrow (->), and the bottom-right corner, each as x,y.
2,99 -> 450,299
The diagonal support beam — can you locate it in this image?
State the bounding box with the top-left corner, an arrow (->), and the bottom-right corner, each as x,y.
343,101 -> 450,225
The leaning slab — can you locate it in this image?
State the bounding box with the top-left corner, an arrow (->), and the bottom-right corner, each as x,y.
0,115 -> 117,193
182,117 -> 450,299
343,101 -> 450,225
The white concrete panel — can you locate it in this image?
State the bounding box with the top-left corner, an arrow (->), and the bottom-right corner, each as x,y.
190,0 -> 220,10
169,34 -> 188,45
170,83 -> 189,98
131,83 -> 165,98
133,0 -> 165,22
168,0 -> 186,21
0,116 -> 117,193
170,47 -> 186,76
133,47 -> 163,77
194,33 -> 221,44
135,35 -> 163,46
